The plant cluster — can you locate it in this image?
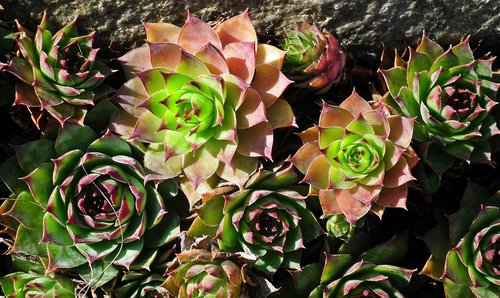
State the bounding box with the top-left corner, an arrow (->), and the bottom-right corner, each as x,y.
0,9 -> 498,298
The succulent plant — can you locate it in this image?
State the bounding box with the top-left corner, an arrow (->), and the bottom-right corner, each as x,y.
281,23 -> 346,93
162,248 -> 245,297
422,182 -> 500,297
6,12 -> 112,127
0,271 -> 76,297
309,254 -> 415,297
326,214 -> 359,242
0,125 -> 179,283
110,11 -> 295,201
290,90 -> 417,224
379,32 -> 500,167
189,164 -> 323,275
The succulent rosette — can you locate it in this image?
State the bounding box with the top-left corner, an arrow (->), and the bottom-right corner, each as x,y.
290,90 -> 417,224
309,254 -> 415,297
326,214 -> 358,242
189,165 -> 323,275
0,125 -> 179,278
422,183 -> 500,297
110,11 -> 295,199
380,32 -> 500,164
0,271 -> 75,297
161,249 -> 245,297
281,23 -> 346,93
6,12 -> 112,126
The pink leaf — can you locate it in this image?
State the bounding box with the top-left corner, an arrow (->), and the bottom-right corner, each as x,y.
149,42 -> 182,70
236,122 -> 273,159
215,10 -> 257,47
251,64 -> 292,107
223,41 -> 256,84
177,12 -> 222,54
339,89 -> 372,117
144,23 -> 180,43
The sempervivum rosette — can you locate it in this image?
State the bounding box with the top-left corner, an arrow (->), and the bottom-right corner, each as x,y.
309,254 -> 415,297
161,249 -> 245,297
0,125 -> 179,279
188,165 -> 323,275
0,271 -> 75,297
422,183 -> 499,297
281,23 -> 346,93
379,32 -> 500,164
6,13 -> 112,126
290,90 -> 417,224
110,11 -> 295,200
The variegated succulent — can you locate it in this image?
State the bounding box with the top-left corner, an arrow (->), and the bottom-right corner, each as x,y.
188,165 -> 323,275
6,12 -> 112,126
0,125 -> 179,285
309,254 -> 415,297
380,32 -> 500,166
109,11 -> 295,201
282,23 -> 346,93
290,90 -> 418,224
162,249 -> 245,297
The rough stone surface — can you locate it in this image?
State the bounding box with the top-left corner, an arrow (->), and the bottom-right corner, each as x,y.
2,0 -> 499,63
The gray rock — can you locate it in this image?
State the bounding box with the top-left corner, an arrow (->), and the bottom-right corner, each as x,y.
2,0 -> 499,62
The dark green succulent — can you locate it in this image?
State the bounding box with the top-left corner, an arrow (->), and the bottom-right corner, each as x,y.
0,125 -> 179,287
189,165 -> 323,275
380,33 -> 499,170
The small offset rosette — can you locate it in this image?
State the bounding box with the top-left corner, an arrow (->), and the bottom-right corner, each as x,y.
282,23 -> 346,93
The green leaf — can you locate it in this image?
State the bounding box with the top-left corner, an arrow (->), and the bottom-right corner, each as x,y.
359,230 -> 409,265
55,125 -> 97,155
112,240 -> 144,268
12,224 -> 47,257
381,67 -> 407,98
218,214 -> 240,250
429,49 -> 460,73
8,191 -> 44,231
84,99 -> 118,132
193,195 -> 224,232
22,162 -> 54,207
87,133 -> 132,157
444,141 -> 474,161
52,150 -> 84,185
416,35 -> 444,60
397,86 -> 419,117
77,258 -> 119,288
451,39 -> 474,65
14,139 -> 56,173
268,262 -> 322,298
254,251 -> 284,275
47,244 -> 87,270
425,143 -> 455,176
421,220 -> 452,261
281,249 -> 302,270
407,50 -> 433,87
143,212 -> 180,248
0,157 -> 28,194
42,213 -> 72,246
